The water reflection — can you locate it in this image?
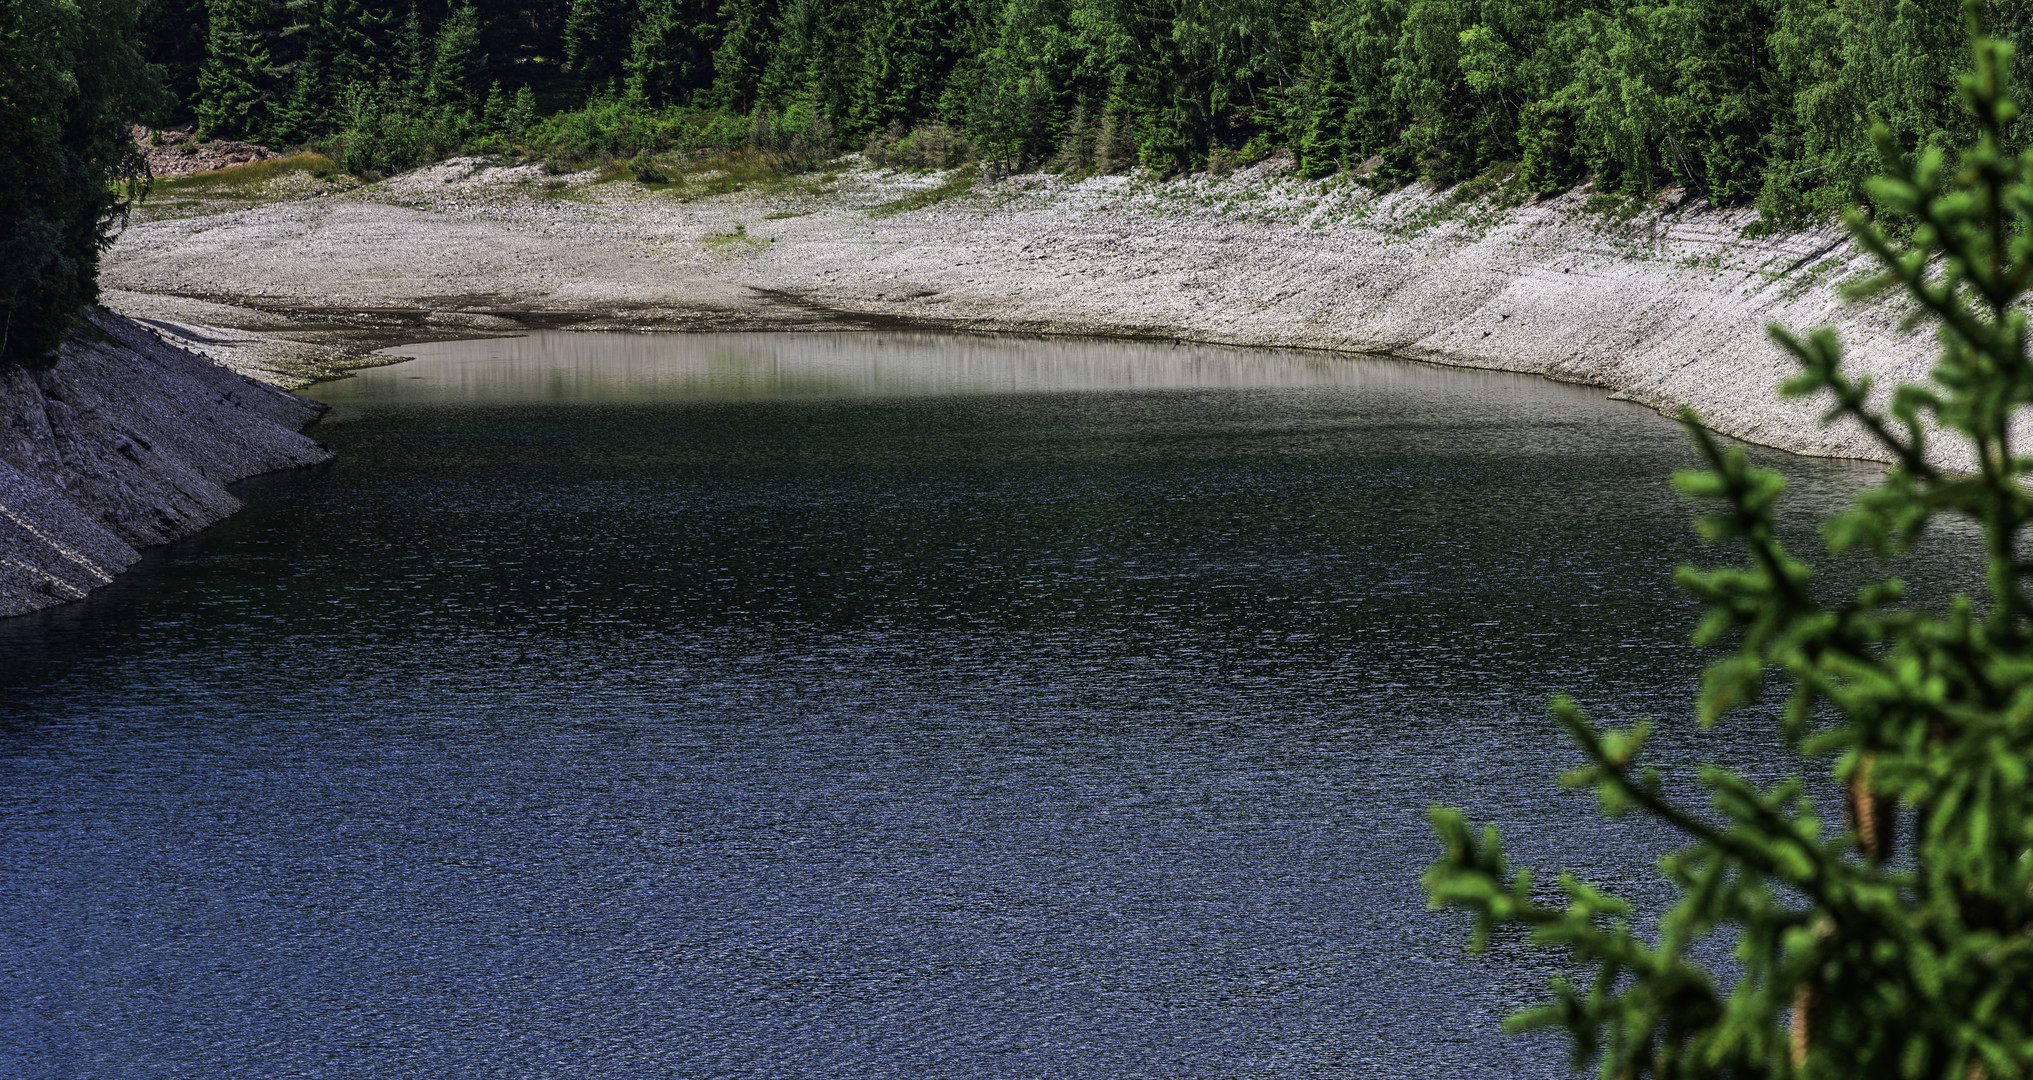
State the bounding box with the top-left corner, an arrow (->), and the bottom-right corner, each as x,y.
353,331 -> 1562,404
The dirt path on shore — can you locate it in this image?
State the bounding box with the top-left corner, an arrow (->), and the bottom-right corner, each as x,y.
102,155 -> 1950,466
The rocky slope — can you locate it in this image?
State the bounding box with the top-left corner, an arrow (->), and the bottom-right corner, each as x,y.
0,314 -> 332,618
101,154 -> 1964,468
9,154 -> 1977,619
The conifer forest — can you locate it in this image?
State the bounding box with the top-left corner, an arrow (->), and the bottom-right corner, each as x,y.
144,0 -> 2033,216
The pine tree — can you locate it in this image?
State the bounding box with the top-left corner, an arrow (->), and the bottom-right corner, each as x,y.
136,0 -> 210,122
706,0 -> 780,113
1426,35 -> 2033,1077
482,80 -> 507,130
849,0 -> 962,140
196,0 -> 287,140
394,1 -> 429,104
625,0 -> 717,107
1297,56 -> 1352,178
430,4 -> 486,112
507,83 -> 537,136
319,0 -> 398,99
283,19 -> 331,139
563,0 -> 638,96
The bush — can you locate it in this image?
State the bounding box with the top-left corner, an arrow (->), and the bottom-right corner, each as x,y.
863,121 -> 974,171
627,150 -> 669,182
745,99 -> 837,171
1424,36 -> 2033,1077
522,97 -> 749,165
321,85 -> 473,175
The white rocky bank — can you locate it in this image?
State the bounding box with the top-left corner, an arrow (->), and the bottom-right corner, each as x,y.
0,315 -> 330,618
101,155 -> 1967,464
4,155 -> 1984,618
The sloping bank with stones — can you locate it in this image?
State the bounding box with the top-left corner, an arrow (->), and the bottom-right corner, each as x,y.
12,158 -> 1976,618
100,157 -> 1963,468
0,315 -> 330,618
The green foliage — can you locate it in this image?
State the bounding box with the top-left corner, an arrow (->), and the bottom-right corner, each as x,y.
1424,34 -> 2033,1077
430,4 -> 485,114
195,0 -> 296,141
1297,54 -> 1353,178
849,0 -> 967,142
324,84 -> 472,173
1767,0 -> 1970,219
626,0 -> 717,107
564,0 -> 636,91
706,0 -> 780,112
118,0 -> 2033,205
1518,97 -> 1582,193
1,0 -> 163,366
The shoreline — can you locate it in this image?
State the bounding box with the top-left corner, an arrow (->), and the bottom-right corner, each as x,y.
101,154 -> 1963,467
0,314 -> 332,619
1,154 -> 1980,617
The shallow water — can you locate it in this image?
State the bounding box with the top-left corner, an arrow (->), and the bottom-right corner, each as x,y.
0,332 -> 1966,1078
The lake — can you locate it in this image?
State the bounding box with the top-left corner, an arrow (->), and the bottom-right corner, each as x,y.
0,331 -> 1950,1078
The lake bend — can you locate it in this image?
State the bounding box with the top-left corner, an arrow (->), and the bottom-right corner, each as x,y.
0,332 -> 1971,1079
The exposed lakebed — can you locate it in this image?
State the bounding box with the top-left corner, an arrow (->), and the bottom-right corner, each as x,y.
0,332 -> 1971,1077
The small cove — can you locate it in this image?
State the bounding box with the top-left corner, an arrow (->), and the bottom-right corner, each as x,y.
0,331 -> 1972,1078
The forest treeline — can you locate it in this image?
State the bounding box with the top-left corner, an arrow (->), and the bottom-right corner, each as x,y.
2,0 -> 2025,364
154,0 -> 2033,217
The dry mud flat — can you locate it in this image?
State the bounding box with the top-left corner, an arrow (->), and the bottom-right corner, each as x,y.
103,155 -> 1962,467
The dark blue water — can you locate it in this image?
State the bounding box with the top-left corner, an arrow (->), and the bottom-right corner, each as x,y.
0,332 -> 1964,1078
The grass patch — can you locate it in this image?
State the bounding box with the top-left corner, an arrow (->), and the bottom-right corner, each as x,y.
148,151 -> 342,195
562,147 -> 837,201
868,170 -> 977,218
703,222 -> 772,252
763,209 -> 810,219
1580,188 -> 1652,222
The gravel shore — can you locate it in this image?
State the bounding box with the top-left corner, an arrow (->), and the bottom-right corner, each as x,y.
2,155 -> 1968,618
103,154 -> 1953,466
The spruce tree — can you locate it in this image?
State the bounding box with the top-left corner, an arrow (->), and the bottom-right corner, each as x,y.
394,1 -> 428,105
563,0 -> 638,96
196,0 -> 287,140
755,0 -> 867,130
318,0 -> 397,103
625,0 -> 717,107
1298,57 -> 1353,178
1425,35 -> 2033,1077
706,0 -> 780,113
136,0 -> 210,122
430,4 -> 486,112
849,0 -> 962,140
507,83 -> 537,136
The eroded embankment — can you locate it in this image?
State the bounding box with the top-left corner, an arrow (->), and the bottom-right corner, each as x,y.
0,315 -> 332,618
100,155 -> 1964,467
11,156 -> 1971,618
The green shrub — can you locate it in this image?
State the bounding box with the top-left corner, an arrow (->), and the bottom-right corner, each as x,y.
627,150 -> 669,182
521,97 -> 750,165
1425,36 -> 2033,1077
863,121 -> 974,171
